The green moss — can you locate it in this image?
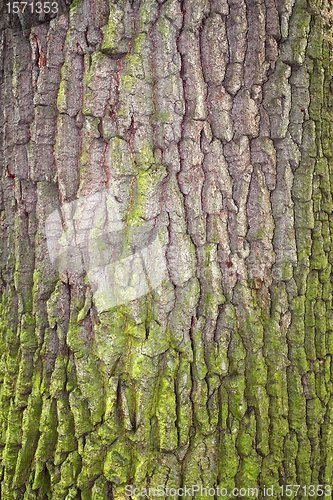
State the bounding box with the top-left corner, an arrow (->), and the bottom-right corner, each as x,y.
12,392 -> 41,486
323,279 -> 332,302
124,54 -> 145,79
309,63 -> 324,121
92,476 -> 108,499
156,366 -> 178,450
219,430 -> 239,484
157,15 -> 171,44
67,321 -> 88,356
236,451 -> 261,487
108,137 -> 136,175
167,278 -> 200,347
315,299 -> 327,358
138,141 -> 155,171
296,436 -> 312,485
307,396 -> 323,441
19,313 -> 36,347
250,228 -> 266,241
134,33 -> 146,54
138,0 -> 155,31
127,351 -> 154,382
305,325 -> 317,361
281,0 -> 310,65
322,118 -> 333,159
322,219 -> 331,251
69,0 -> 84,13
2,401 -> 23,470
74,355 -> 104,425
319,263 -> 331,283
69,387 -> 94,437
176,358 -> 192,447
255,391 -> 270,456
315,364 -> 328,402
2,358 -> 20,421
327,309 -> 333,354
311,238 -> 328,270
121,74 -> 137,93
77,289 -> 92,324
47,282 -> 64,329
33,396 -> 57,475
306,270 -> 319,300
55,395 -> 76,458
289,295 -> 305,345
49,356 -> 67,398
117,106 -> 127,118
12,59 -> 17,97
14,315 -> 37,406
237,307 -> 264,353
82,90 -> 94,117
237,429 -> 253,457
287,367 -> 307,433
57,78 -> 68,114
245,352 -> 267,395
283,431 -> 298,485
15,359 -> 33,408
268,411 -> 289,460
126,166 -> 167,225
197,245 -> 225,318
54,451 -> 81,495
308,14 -> 324,59
226,375 -> 247,421
103,438 -> 131,485
101,4 -> 124,53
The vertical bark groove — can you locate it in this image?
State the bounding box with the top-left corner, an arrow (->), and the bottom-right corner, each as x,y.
0,0 -> 333,498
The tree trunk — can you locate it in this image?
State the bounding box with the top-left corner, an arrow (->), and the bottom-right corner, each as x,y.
1,0 -> 333,498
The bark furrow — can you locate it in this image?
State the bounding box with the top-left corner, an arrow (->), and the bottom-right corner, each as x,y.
0,0 -> 333,498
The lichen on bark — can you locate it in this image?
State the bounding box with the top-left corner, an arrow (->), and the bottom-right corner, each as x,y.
1,0 -> 333,498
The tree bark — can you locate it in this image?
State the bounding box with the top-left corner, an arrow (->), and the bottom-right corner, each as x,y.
1,0 -> 333,498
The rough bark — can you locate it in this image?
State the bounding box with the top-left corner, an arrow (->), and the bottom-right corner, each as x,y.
0,0 -> 333,498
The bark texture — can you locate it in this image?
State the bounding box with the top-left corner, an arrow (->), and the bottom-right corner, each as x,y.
0,0 -> 333,498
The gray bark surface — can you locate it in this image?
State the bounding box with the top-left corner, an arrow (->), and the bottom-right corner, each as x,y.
0,0 -> 333,498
